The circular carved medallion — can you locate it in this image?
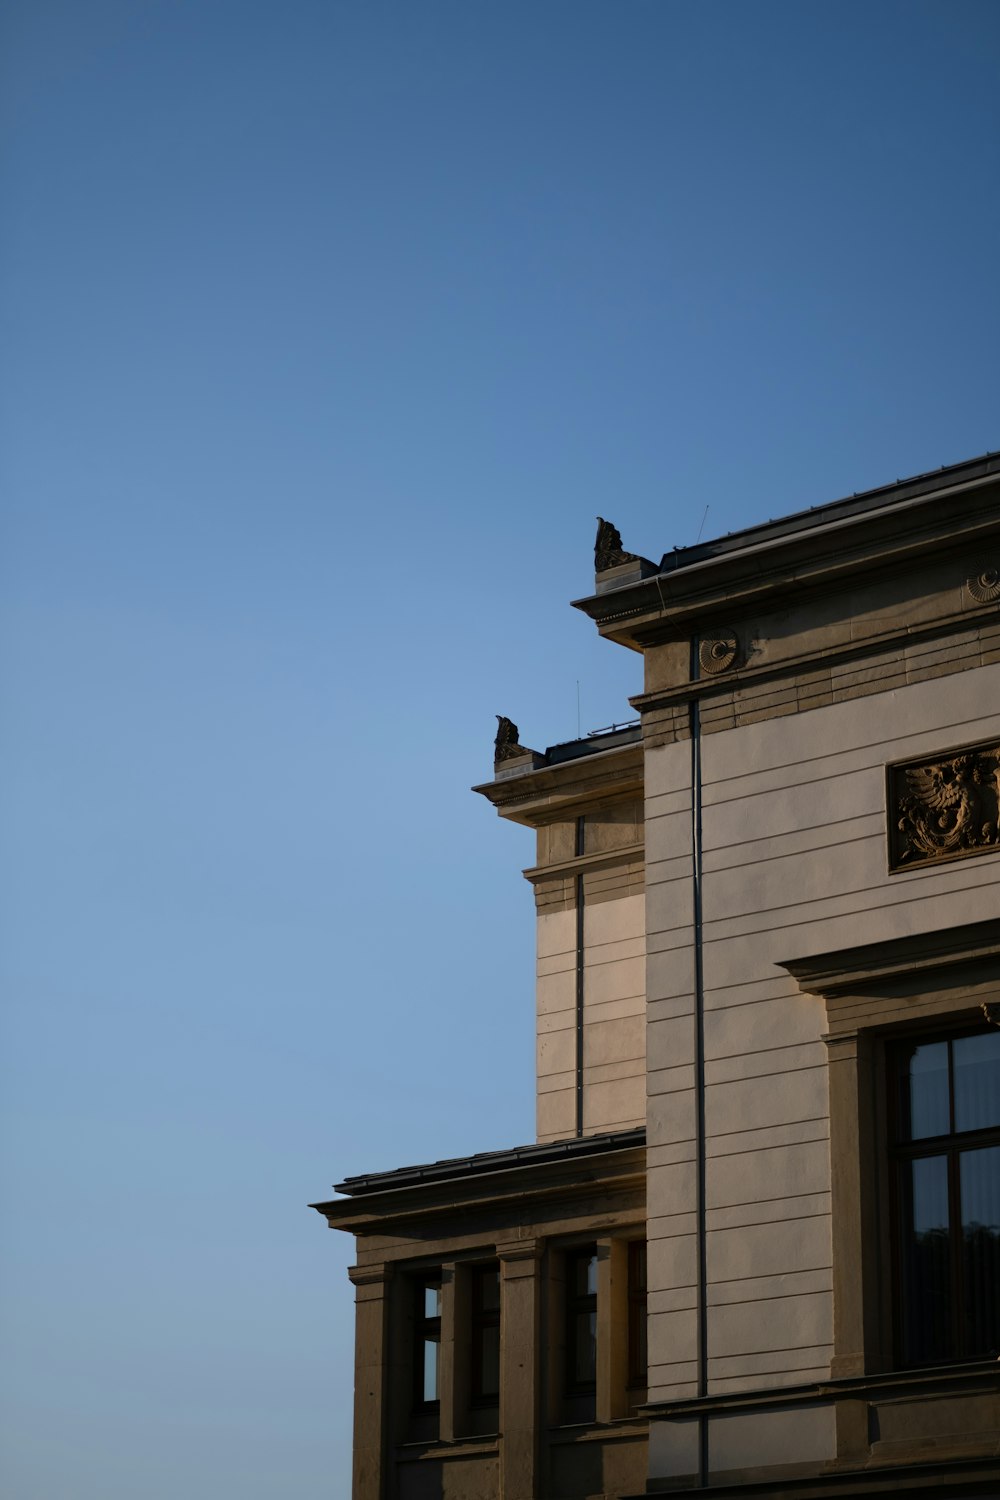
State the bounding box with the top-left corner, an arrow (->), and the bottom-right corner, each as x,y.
967,568 -> 1000,604
699,632 -> 739,675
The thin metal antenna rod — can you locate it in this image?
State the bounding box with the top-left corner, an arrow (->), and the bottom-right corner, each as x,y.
695,504 -> 710,544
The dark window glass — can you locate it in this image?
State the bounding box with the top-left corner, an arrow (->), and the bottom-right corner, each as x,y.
897,1039 -> 949,1140
954,1032 -> 1000,1132
891,1028 -> 1000,1365
961,1144 -> 1000,1353
565,1248 -> 598,1393
627,1241 -> 648,1388
898,1154 -> 950,1365
414,1275 -> 441,1407
470,1264 -> 500,1404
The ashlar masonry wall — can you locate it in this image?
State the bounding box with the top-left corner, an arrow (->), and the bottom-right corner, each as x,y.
644,660 -> 1000,1482
535,798 -> 647,1142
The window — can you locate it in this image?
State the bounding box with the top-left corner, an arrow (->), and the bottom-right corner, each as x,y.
470,1263 -> 500,1405
889,1026 -> 1000,1366
627,1240 -> 647,1390
413,1274 -> 441,1408
565,1246 -> 598,1393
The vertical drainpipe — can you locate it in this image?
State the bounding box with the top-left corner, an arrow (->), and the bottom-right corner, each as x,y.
690,636 -> 709,1485
575,813 -> 586,1137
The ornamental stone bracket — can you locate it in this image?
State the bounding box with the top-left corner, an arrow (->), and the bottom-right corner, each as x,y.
887,738 -> 1000,872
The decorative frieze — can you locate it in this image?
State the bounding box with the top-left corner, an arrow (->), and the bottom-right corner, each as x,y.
888,739 -> 1000,872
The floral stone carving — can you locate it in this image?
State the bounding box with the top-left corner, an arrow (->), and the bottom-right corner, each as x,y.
889,740 -> 1000,871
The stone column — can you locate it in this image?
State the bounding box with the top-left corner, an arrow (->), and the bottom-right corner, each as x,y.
497,1238 -> 543,1500
827,1032 -> 865,1381
347,1262 -> 392,1500
827,1030 -> 884,1464
596,1237 -> 629,1422
438,1262 -> 458,1442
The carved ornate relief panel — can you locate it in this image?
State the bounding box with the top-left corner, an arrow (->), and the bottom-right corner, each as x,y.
888,738 -> 1000,872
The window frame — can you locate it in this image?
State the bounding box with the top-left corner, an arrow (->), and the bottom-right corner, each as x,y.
626,1239 -> 648,1392
780,918 -> 1000,1386
563,1244 -> 598,1397
468,1261 -> 501,1408
412,1271 -> 442,1412
886,1023 -> 1000,1367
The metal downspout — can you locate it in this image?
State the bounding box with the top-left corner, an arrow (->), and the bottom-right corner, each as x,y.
575,813 -> 586,1137
690,640 -> 709,1485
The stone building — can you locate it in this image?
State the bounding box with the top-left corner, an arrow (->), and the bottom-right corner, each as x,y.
313,453 -> 1000,1498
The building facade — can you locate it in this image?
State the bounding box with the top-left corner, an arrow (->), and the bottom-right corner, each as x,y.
314,454 -> 1000,1498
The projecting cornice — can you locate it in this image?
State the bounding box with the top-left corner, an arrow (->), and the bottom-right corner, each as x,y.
473,728 -> 643,827
778,918 -> 1000,999
312,1129 -> 646,1235
573,454 -> 1000,651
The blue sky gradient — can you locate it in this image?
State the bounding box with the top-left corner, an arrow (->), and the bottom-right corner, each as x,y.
2,2 -> 998,1495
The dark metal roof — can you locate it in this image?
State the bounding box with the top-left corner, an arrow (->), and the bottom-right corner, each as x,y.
542,720 -> 641,766
652,450 -> 1000,577
333,1126 -> 646,1197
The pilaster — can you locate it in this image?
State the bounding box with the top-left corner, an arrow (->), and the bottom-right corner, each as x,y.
497,1237 -> 544,1500
347,1262 -> 393,1500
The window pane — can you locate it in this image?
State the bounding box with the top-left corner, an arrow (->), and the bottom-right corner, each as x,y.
632,1306 -> 647,1383
573,1310 -> 596,1385
899,1154 -> 951,1365
954,1032 -> 1000,1133
423,1284 -> 441,1319
478,1267 -> 500,1313
900,1041 -> 950,1140
479,1323 -> 500,1399
573,1252 -> 598,1297
422,1335 -> 440,1402
960,1145 -> 1000,1357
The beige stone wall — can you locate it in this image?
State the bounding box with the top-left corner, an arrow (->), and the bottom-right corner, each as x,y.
643,733 -> 699,1402
644,661 -> 1000,1470
535,800 -> 647,1142
582,892 -> 646,1135
536,891 -> 647,1141
536,907 -> 577,1141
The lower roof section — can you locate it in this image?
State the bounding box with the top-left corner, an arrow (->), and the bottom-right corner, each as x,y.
328,1125 -> 646,1198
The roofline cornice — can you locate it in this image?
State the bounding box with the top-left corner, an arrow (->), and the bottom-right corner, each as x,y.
472,739 -> 643,826
572,462 -> 1000,650
312,1138 -> 647,1233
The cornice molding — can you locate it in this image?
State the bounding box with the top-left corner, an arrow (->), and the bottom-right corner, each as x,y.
473,741 -> 643,827
347,1263 -> 392,1287
778,918 -> 1000,999
522,842 -> 644,885
574,472 -> 1000,649
641,1358 -> 1000,1422
629,603 -> 1000,716
313,1146 -> 646,1236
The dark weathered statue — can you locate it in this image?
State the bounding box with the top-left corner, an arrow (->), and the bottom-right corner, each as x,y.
494,715 -> 524,764
595,516 -> 638,572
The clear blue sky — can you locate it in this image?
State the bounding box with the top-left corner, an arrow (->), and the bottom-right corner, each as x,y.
1,2 -> 997,1495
